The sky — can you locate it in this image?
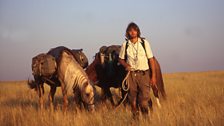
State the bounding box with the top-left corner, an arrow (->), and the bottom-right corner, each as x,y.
0,0 -> 224,81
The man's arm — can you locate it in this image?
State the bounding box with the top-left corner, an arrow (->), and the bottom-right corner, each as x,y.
119,58 -> 131,71
118,42 -> 132,71
149,57 -> 157,85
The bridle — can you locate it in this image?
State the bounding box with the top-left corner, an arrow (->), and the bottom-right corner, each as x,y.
81,94 -> 95,106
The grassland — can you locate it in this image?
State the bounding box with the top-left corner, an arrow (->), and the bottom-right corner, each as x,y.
0,71 -> 223,126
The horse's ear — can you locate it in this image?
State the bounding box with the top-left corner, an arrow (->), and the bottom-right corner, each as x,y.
77,49 -> 83,52
94,53 -> 100,59
100,46 -> 107,53
93,53 -> 97,59
83,82 -> 88,88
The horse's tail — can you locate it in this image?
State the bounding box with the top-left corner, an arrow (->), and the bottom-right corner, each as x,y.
27,79 -> 37,91
154,57 -> 167,100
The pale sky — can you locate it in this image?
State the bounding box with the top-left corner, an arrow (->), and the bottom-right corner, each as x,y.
0,0 -> 224,81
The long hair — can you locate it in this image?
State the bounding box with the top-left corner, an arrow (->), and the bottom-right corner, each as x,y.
125,22 -> 141,39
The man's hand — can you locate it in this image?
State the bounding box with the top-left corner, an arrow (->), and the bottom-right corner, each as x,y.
125,65 -> 132,71
149,57 -> 157,86
119,58 -> 132,71
150,76 -> 157,86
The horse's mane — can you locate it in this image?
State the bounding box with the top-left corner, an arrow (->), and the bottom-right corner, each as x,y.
58,48 -> 90,90
57,48 -> 78,67
61,47 -> 77,59
85,53 -> 101,83
48,46 -> 78,60
87,53 -> 100,68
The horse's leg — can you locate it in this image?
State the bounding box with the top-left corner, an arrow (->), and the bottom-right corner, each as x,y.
108,89 -> 115,106
61,82 -> 68,112
41,84 -> 45,95
73,89 -> 82,110
148,98 -> 153,112
152,85 -> 161,108
101,87 -> 107,101
37,83 -> 44,110
103,87 -> 115,106
49,86 -> 56,111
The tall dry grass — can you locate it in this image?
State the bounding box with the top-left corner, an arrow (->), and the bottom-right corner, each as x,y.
0,71 -> 223,126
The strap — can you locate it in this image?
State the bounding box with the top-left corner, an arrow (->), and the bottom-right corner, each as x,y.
124,39 -> 129,61
140,38 -> 146,52
141,38 -> 150,58
124,38 -> 147,61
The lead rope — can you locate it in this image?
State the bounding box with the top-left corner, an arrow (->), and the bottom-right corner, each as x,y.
115,71 -> 130,109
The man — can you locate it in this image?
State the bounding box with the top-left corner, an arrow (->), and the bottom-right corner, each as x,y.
119,22 -> 156,118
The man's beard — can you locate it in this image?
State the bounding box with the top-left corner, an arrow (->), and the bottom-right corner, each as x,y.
129,35 -> 138,39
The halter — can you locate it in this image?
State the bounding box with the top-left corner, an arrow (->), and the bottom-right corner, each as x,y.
81,94 -> 95,106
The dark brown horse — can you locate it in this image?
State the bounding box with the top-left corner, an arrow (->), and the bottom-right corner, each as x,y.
86,45 -> 166,107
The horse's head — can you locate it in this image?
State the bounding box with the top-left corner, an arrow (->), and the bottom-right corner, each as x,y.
81,81 -> 95,112
72,49 -> 89,69
85,53 -> 101,83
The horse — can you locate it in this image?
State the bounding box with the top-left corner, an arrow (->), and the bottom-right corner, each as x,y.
28,46 -> 89,110
85,45 -> 166,108
86,47 -> 126,106
57,49 -> 95,112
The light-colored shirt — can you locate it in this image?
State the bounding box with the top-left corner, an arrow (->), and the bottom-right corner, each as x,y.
119,38 -> 154,71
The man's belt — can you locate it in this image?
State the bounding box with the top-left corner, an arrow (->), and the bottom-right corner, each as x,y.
132,69 -> 149,74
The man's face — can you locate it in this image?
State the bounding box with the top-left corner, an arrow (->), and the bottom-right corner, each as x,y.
128,28 -> 138,39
